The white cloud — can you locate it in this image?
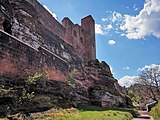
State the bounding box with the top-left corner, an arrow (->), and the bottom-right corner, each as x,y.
120,0 -> 160,39
106,24 -> 113,30
126,6 -> 130,9
108,40 -> 116,45
111,11 -> 123,23
102,18 -> 108,22
43,5 -> 57,20
118,76 -> 139,87
123,66 -> 130,70
137,64 -> 160,71
95,24 -> 105,35
133,4 -> 139,11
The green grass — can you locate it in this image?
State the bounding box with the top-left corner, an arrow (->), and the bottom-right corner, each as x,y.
35,106 -> 137,120
150,101 -> 160,120
77,104 -> 139,117
60,110 -> 133,120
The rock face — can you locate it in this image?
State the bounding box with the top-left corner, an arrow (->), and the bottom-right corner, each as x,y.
0,60 -> 132,118
0,75 -> 77,117
73,60 -> 132,108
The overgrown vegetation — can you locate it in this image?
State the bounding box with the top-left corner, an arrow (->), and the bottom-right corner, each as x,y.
150,101 -> 160,120
67,69 -> 76,88
0,73 -> 76,117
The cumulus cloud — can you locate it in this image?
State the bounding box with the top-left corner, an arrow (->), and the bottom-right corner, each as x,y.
106,24 -> 113,30
108,40 -> 116,45
123,66 -> 130,70
95,24 -> 105,35
137,64 -> 160,71
101,0 -> 160,39
111,11 -> 123,23
43,5 -> 57,20
133,4 -> 139,11
102,18 -> 108,22
118,76 -> 139,87
120,0 -> 160,39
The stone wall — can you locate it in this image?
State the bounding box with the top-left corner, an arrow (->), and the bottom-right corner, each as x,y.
7,0 -> 95,62
62,17 -> 86,61
0,0 -> 85,79
0,29 -> 82,81
81,15 -> 96,61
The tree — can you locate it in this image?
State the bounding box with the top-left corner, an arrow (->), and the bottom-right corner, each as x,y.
137,65 -> 160,101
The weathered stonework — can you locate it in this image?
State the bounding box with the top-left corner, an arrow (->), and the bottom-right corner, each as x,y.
0,0 -> 97,79
73,60 -> 132,108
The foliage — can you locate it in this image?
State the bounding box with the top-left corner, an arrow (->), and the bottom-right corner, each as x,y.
116,108 -> 140,118
20,73 -> 47,102
77,104 -> 107,111
127,89 -> 144,108
0,73 -> 49,116
132,95 -> 142,103
35,107 -> 134,120
67,70 -> 76,88
21,88 -> 34,101
150,101 -> 160,120
26,73 -> 47,85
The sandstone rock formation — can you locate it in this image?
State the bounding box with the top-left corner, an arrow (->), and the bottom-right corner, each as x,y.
73,60 -> 132,108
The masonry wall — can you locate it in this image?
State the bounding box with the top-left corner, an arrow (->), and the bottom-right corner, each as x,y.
33,0 -> 66,40
0,0 -> 96,79
81,16 -> 96,61
31,0 -> 96,61
0,30 -> 83,80
62,18 -> 86,61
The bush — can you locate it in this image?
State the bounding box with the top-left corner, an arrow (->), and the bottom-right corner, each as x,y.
117,108 -> 140,118
150,101 -> 160,120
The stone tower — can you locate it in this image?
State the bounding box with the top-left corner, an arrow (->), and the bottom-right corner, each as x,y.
81,15 -> 96,61
62,15 -> 96,62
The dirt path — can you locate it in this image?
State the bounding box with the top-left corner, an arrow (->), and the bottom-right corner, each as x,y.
132,111 -> 153,120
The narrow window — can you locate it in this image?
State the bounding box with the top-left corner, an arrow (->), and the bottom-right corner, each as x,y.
3,19 -> 12,34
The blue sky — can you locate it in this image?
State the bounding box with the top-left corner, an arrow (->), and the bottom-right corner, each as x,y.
38,0 -> 160,86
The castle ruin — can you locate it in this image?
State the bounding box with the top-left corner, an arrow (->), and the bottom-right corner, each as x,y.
0,0 -> 96,80
0,0 -> 133,110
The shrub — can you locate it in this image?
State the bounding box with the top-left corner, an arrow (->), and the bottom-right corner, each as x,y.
117,108 -> 140,118
150,101 -> 160,120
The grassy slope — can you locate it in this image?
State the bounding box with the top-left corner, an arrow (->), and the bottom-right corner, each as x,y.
61,110 -> 133,120
35,106 -> 139,120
